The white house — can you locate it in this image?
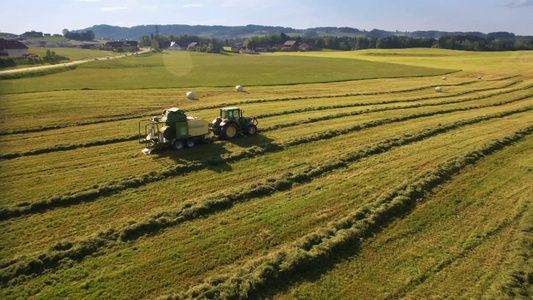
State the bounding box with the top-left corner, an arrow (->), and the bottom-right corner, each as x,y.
0,39 -> 29,57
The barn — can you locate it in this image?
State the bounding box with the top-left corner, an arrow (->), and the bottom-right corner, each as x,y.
0,39 -> 29,57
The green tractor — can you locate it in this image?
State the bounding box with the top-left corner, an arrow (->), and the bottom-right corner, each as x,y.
210,107 -> 258,139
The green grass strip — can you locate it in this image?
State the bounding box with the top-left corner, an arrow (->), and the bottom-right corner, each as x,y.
0,65 -> 77,80
0,108 -> 530,284
165,126 -> 533,300
1,83 -> 529,160
0,96 -> 530,221
0,78 -> 494,136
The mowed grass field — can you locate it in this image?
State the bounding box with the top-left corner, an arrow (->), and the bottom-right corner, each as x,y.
0,48 -> 532,299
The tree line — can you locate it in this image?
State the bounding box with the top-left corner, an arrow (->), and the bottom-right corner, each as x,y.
139,33 -> 226,53
137,32 -> 533,52
246,33 -> 533,51
62,29 -> 95,41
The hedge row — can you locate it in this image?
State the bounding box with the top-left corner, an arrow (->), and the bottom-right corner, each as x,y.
165,126 -> 533,299
0,109 -> 530,284
1,98 -> 530,221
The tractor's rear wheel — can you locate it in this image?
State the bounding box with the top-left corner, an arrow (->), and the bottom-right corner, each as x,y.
222,123 -> 238,139
246,124 -> 257,136
173,140 -> 184,150
186,138 -> 195,148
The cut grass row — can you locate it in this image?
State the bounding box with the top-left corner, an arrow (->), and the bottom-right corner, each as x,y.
1,95 -> 531,208
4,107 -> 527,261
277,137 -> 532,299
1,95 -> 530,220
2,113 -> 529,299
164,127 -> 532,300
0,107 -> 530,283
0,75 -> 515,135
0,80 -> 528,159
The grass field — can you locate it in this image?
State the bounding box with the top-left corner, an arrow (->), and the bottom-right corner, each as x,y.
0,48 -> 531,299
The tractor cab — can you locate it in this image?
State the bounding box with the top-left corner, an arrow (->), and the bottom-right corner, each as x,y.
220,107 -> 243,122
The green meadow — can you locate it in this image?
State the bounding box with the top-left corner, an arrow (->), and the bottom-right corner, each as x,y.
0,48 -> 531,299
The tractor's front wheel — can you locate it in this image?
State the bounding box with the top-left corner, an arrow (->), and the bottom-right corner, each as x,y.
222,123 -> 238,139
173,140 -> 184,150
246,124 -> 257,136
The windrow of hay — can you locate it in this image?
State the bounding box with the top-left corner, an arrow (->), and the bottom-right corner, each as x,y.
1,98 -> 530,221
1,83 -> 529,161
0,77 -> 520,137
1,109 -> 530,284
165,126 -> 533,300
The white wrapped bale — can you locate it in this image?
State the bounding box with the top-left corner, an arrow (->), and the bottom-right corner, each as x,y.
236,85 -> 244,92
435,87 -> 443,92
442,76 -> 447,80
186,91 -> 195,100
477,76 -> 483,80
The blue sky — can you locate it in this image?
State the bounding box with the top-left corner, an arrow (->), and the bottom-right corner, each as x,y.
1,0 -> 532,35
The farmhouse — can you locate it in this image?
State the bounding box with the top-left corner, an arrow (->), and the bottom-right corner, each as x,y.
283,40 -> 299,51
168,42 -> 189,51
0,39 -> 29,57
103,41 -> 139,52
187,42 -> 198,51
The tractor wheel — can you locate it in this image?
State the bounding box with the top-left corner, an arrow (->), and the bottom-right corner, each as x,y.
222,123 -> 238,139
246,124 -> 257,136
173,140 -> 185,150
186,138 -> 196,148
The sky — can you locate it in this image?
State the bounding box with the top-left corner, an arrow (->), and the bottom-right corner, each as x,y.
1,0 -> 532,36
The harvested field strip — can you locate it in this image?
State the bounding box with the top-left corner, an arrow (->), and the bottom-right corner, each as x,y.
0,78 -> 520,150
0,112 -> 530,283
275,137 -> 532,299
261,89 -> 533,132
1,100 -> 530,219
255,80 -> 527,119
0,114 -> 143,137
0,136 -> 138,160
186,79 -> 485,113
164,127 -> 532,299
385,202 -> 529,299
1,83 -> 530,160
1,97 -> 531,208
2,109 -> 530,259
0,78 -> 508,136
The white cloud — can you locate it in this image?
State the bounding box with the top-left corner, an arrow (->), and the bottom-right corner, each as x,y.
140,5 -> 158,10
101,6 -> 127,12
183,3 -> 208,8
505,0 -> 533,7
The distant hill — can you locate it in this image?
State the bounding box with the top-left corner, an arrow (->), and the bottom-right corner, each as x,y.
74,24 -> 521,41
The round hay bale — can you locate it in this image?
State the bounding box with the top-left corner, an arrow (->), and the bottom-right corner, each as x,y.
442,76 -> 447,80
186,91 -> 195,100
236,85 -> 244,92
435,87 -> 443,92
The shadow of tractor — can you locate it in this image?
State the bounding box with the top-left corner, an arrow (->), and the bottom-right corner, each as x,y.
150,133 -> 275,173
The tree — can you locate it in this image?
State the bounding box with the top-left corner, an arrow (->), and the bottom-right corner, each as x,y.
45,49 -> 58,64
151,39 -> 159,50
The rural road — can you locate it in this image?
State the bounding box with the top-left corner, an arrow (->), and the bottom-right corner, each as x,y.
0,48 -> 151,74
